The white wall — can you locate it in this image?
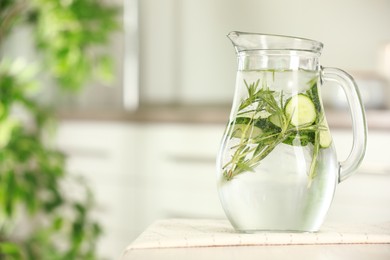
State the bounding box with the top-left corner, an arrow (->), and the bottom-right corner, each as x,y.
139,0 -> 390,105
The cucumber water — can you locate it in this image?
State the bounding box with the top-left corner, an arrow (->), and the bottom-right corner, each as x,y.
217,69 -> 338,231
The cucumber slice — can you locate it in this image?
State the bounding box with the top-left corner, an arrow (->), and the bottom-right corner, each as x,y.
319,118 -> 332,148
285,94 -> 316,126
320,129 -> 332,148
231,124 -> 263,139
269,114 -> 281,127
231,117 -> 263,138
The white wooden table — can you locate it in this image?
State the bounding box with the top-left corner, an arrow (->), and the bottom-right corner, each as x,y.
120,219 -> 390,260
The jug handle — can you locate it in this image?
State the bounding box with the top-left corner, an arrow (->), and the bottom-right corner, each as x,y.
321,67 -> 367,183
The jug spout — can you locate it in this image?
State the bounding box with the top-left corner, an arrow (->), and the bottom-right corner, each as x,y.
227,31 -> 323,54
227,31 -> 246,53
227,31 -> 264,53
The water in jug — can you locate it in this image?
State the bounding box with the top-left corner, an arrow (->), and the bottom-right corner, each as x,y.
216,32 -> 367,232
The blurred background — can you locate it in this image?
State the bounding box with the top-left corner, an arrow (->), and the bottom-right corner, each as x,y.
1,0 -> 390,259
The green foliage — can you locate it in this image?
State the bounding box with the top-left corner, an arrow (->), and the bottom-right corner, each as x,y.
1,0 -> 119,91
30,0 -> 120,90
0,0 -> 25,44
0,0 -> 119,259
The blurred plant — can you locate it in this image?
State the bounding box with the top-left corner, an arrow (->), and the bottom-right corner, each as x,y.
0,0 -> 119,259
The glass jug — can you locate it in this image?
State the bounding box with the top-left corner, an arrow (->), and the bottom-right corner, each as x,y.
216,32 -> 367,232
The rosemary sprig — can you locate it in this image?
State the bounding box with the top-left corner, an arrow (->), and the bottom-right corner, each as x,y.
223,76 -> 324,183
223,80 -> 289,180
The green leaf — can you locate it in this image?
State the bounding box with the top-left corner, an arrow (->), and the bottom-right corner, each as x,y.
236,162 -> 255,173
52,216 -> 64,231
0,242 -> 22,258
4,170 -> 16,216
0,118 -> 18,148
283,131 -> 315,146
95,55 -> 114,83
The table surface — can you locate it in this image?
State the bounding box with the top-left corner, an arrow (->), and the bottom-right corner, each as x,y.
120,219 -> 390,260
121,244 -> 390,260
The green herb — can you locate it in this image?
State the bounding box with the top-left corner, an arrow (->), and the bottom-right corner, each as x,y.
223,75 -> 328,184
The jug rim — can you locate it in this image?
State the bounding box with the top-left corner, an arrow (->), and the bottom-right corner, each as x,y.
227,31 -> 324,54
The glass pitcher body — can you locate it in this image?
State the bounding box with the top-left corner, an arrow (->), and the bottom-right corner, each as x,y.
216,32 -> 367,232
